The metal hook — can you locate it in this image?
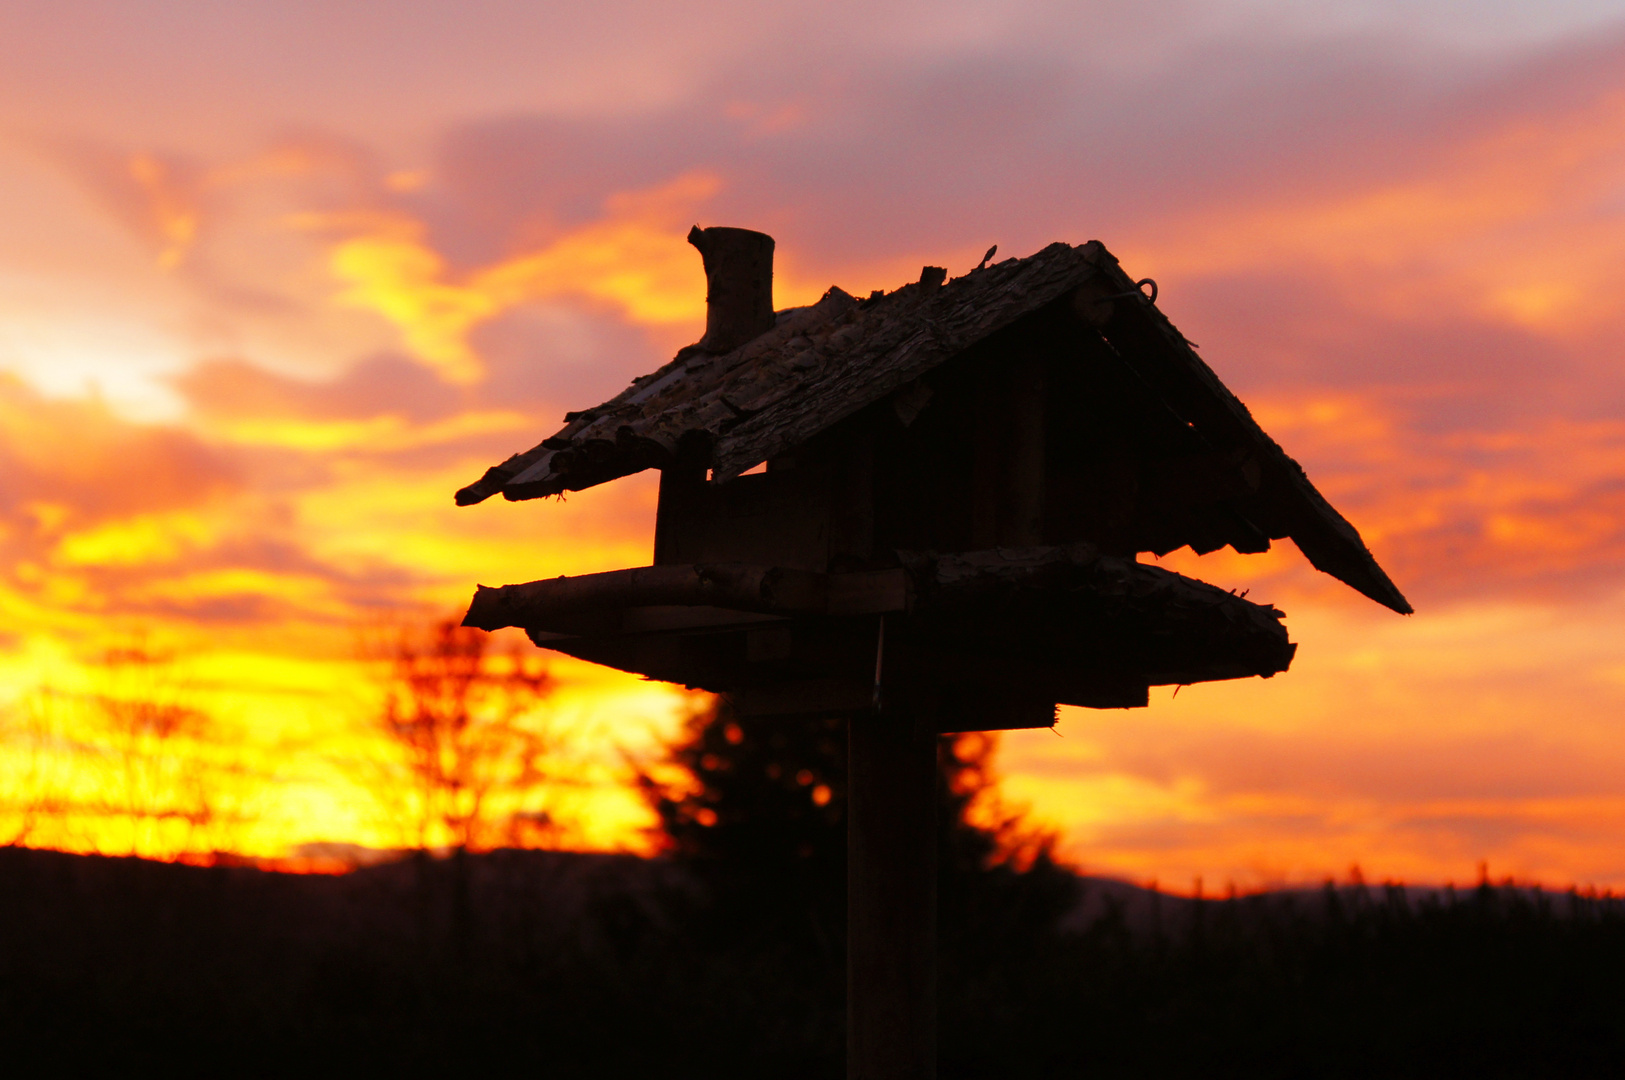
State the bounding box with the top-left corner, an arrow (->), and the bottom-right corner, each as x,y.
1103,278 -> 1158,305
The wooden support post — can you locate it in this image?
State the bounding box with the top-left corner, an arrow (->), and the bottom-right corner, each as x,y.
849,685 -> 938,1080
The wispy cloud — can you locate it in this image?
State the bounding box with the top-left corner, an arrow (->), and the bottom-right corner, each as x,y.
312,171 -> 727,383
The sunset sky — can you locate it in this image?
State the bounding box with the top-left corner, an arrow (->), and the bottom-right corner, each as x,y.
4,0 -> 1625,890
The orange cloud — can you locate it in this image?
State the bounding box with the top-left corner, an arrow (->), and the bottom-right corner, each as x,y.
321,171 -> 730,384
125,153 -> 199,270
1135,87 -> 1625,340
1002,586 -> 1625,892
203,409 -> 531,454
0,374 -> 236,527
1143,391 -> 1625,610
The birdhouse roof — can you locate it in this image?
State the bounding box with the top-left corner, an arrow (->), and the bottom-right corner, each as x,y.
456,240 -> 1410,614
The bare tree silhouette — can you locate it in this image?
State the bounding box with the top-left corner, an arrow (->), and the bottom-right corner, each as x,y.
0,695 -> 61,848
90,643 -> 214,853
371,619 -> 559,854
0,641 -> 237,857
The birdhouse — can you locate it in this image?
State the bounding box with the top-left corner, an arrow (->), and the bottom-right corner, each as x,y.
457,227 -> 1408,731
454,226 -> 1409,1079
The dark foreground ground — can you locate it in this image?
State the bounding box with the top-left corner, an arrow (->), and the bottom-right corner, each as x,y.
1,846 -> 1622,1078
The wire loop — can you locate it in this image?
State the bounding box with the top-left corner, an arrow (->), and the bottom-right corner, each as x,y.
1104,278 -> 1158,305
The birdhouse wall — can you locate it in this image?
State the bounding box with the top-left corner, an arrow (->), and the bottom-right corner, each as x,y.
867,302 -> 1117,558
866,299 -> 1272,562
651,406 -> 884,572
652,459 -> 834,571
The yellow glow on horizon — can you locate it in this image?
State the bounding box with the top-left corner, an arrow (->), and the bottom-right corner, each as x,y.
0,625 -> 694,863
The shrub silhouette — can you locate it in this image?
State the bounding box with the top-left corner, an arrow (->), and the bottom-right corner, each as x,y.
636,696 -> 1083,1074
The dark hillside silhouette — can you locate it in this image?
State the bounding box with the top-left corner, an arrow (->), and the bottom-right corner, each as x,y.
1,705 -> 1623,1077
